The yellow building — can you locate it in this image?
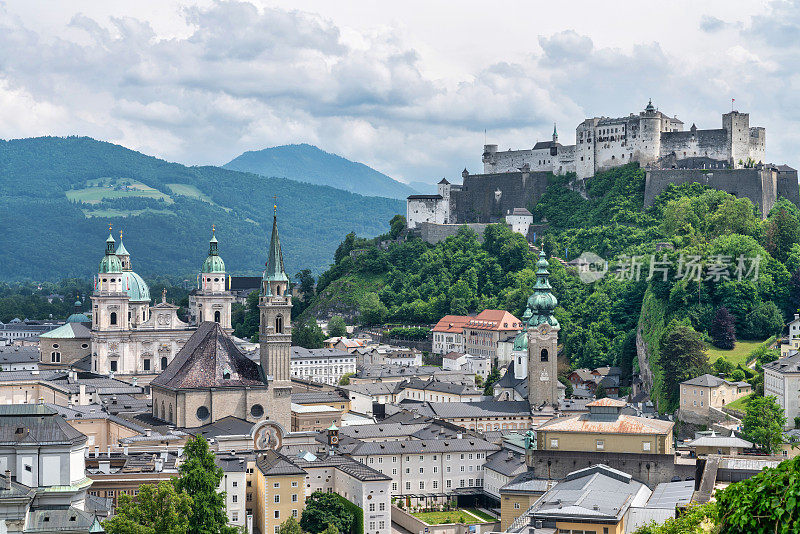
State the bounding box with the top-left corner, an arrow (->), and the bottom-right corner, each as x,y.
498,472 -> 551,530
254,450 -> 307,534
679,374 -> 751,419
536,398 -> 674,455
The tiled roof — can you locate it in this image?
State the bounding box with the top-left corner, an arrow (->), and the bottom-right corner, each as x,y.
291,347 -> 354,360
416,400 -> 532,418
432,315 -> 471,333
586,398 -> 626,408
345,437 -> 499,456
292,390 -> 349,405
151,322 -> 265,390
681,374 -> 737,387
500,470 -> 552,494
39,322 -> 91,339
537,413 -> 674,435
25,507 -> 102,533
0,404 -> 86,446
0,346 -> 39,363
687,435 -> 753,449
464,310 -> 523,331
290,452 -> 391,481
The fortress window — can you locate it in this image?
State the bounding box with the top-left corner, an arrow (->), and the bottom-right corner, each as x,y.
110,312 -> 117,325
214,311 -> 221,323
541,349 -> 548,362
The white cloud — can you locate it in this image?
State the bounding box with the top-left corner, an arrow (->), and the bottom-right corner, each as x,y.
1,0 -> 799,183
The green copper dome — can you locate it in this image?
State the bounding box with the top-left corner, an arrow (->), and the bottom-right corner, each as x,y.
119,271 -> 151,302
115,240 -> 130,257
99,233 -> 123,274
525,250 -> 559,328
201,230 -> 226,273
512,331 -> 528,351
67,312 -> 91,323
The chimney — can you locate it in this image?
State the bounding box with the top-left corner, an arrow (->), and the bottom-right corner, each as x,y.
131,377 -> 138,387
154,458 -> 164,472
145,429 -> 152,437
123,446 -> 129,456
4,470 -> 10,490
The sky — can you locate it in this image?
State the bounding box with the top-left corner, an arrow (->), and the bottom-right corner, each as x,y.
2,0 -> 799,186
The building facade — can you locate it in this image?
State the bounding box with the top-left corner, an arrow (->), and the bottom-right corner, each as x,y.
290,347 -> 356,386
764,351 -> 800,428
679,374 -> 752,421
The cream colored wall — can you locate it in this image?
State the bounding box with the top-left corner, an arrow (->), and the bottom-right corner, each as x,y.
538,430 -> 672,455
500,493 -> 539,530
261,473 -> 306,534
67,418 -> 139,450
0,383 -> 71,406
291,412 -> 340,432
680,383 -> 751,416
556,519 -> 622,534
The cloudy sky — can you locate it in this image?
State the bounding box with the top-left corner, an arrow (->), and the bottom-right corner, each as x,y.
1,0 -> 797,186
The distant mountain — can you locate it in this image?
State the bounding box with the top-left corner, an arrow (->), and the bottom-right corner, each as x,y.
407,180 -> 439,195
223,143 -> 418,200
0,137 -> 403,281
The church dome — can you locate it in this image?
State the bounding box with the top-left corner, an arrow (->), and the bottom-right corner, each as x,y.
119,271 -> 151,302
67,312 -> 90,323
99,232 -> 123,273
512,331 -> 528,351
201,231 -> 226,273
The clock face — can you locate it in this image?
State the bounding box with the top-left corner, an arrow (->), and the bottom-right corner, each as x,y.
330,436 -> 339,444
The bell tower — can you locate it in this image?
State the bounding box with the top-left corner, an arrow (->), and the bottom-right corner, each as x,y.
192,226 -> 234,331
526,251 -> 560,408
259,207 -> 292,386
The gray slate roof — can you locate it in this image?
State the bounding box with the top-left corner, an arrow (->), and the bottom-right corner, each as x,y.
0,404 -> 86,446
25,507 -> 103,533
412,400 -> 532,419
0,346 -> 39,364
292,390 -> 349,405
343,437 -> 499,456
763,351 -> 800,374
290,452 -> 391,481
151,322 -> 265,390
500,471 -> 552,494
483,449 -> 527,477
256,450 -> 307,476
291,347 -> 353,360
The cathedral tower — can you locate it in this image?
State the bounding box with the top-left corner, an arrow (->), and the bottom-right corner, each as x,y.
526,251 -> 560,408
259,209 -> 292,386
191,226 -> 234,330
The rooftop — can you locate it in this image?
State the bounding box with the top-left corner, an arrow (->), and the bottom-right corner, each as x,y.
256,449 -> 307,477
537,413 -> 674,435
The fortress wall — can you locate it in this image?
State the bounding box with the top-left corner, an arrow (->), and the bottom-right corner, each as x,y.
417,222 -> 489,244
644,168 -> 776,218
777,169 -> 800,207
484,149 -> 535,174
452,171 -> 550,224
660,129 -> 727,161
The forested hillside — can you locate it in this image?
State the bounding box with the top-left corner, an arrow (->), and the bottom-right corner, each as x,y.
0,137 -> 403,281
224,143 -> 417,199
302,163 -> 800,410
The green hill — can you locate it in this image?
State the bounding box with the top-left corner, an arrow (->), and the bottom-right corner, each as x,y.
301,163 -> 800,411
0,136 -> 403,281
223,143 -> 417,199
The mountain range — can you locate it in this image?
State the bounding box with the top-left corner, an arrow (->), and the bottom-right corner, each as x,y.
224,143 -> 417,200
0,137 -> 403,281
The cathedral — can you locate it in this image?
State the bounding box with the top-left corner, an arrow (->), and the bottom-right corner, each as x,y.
150,211 -> 292,432
89,228 -> 233,382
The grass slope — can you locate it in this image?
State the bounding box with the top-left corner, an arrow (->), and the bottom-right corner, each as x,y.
0,136 -> 402,280
224,143 -> 417,200
706,340 -> 766,368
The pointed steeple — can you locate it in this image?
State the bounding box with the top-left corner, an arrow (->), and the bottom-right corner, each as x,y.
116,231 -> 132,271
552,123 -> 558,144
263,209 -> 289,284
105,225 -> 116,255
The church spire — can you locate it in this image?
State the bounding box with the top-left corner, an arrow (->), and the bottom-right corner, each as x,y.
525,251 -> 559,327
263,209 -> 288,284
552,123 -> 558,144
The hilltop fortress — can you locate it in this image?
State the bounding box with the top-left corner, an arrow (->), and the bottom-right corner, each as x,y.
408,101 -> 799,233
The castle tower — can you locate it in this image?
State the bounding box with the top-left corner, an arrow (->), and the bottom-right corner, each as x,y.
552,123 -> 558,145
192,226 -> 234,330
526,251 -> 560,408
259,208 -> 292,385
636,99 -> 662,166
723,110 -> 750,168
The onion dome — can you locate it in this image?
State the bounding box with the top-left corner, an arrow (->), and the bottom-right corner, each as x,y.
98,232 -> 123,274
525,250 -> 559,327
201,226 -> 226,273
645,99 -> 656,113
263,210 -> 289,284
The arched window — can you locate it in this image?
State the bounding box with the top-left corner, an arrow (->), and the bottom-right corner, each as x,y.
214,311 -> 221,323
168,404 -> 173,423
109,312 -> 117,325
275,315 -> 283,334
161,356 -> 168,371
275,284 -> 282,296
160,401 -> 165,420
540,349 -> 548,362
518,356 -> 522,365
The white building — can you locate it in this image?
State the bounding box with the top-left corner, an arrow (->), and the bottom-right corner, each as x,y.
290,347 -> 356,386
442,352 -> 491,380
431,315 -> 469,355
763,351 -> 800,428
505,208 -> 533,236
216,455 -> 248,530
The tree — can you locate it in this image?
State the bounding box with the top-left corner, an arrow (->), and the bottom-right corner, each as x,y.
743,301 -> 785,340
743,395 -> 786,453
388,214 -> 406,240
327,316 -> 347,338
659,321 -> 710,409
174,435 -> 237,534
334,232 -> 357,264
713,358 -> 734,376
716,455 -> 800,532
103,481 -> 192,534
762,205 -> 800,263
594,385 -> 607,399
278,518 -> 302,534
710,306 -> 736,350
295,270 -> 316,298
338,372 -> 354,385
300,491 -> 354,534
321,524 -> 339,534
483,367 -> 501,396
359,293 -> 388,326
292,318 -> 325,349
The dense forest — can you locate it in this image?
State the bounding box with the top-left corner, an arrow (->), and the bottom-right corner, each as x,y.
0,136 -> 402,281
301,164 -> 800,410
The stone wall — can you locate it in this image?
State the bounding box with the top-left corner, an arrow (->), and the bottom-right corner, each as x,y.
452,172 -> 549,224
527,450 -> 695,488
644,168 -> 786,218
417,222 -> 489,244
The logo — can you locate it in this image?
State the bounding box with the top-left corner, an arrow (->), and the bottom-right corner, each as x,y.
575,251 -> 608,283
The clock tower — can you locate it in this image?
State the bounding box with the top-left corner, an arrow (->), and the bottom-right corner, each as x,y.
526,251 -> 560,409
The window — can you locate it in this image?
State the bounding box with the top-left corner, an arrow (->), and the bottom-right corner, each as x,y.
214,311 -> 221,323
232,481 -> 238,488
446,480 -> 452,488
392,482 -> 398,491
596,440 -> 604,450
550,438 -> 559,449
275,315 -> 284,334
110,312 -> 117,325
369,503 -> 375,512
419,468 -> 424,474
275,527 -> 280,534
161,356 -> 168,370
643,442 -> 652,451
419,481 -> 425,490
51,352 -> 61,363
110,360 -> 118,372
274,483 -> 280,488
379,502 -> 385,511
405,482 -> 411,490
143,359 -> 151,371
514,502 -> 520,509
232,495 -> 238,503
540,348 -> 548,362
432,481 -> 438,489
292,494 -> 298,502
392,469 -> 397,475
379,521 -> 385,530
292,510 -> 298,518
369,523 -> 376,531
274,511 -> 280,519
274,495 -> 280,503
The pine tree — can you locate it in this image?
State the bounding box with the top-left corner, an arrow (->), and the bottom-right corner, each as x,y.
710,306 -> 736,350
174,435 -> 237,534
